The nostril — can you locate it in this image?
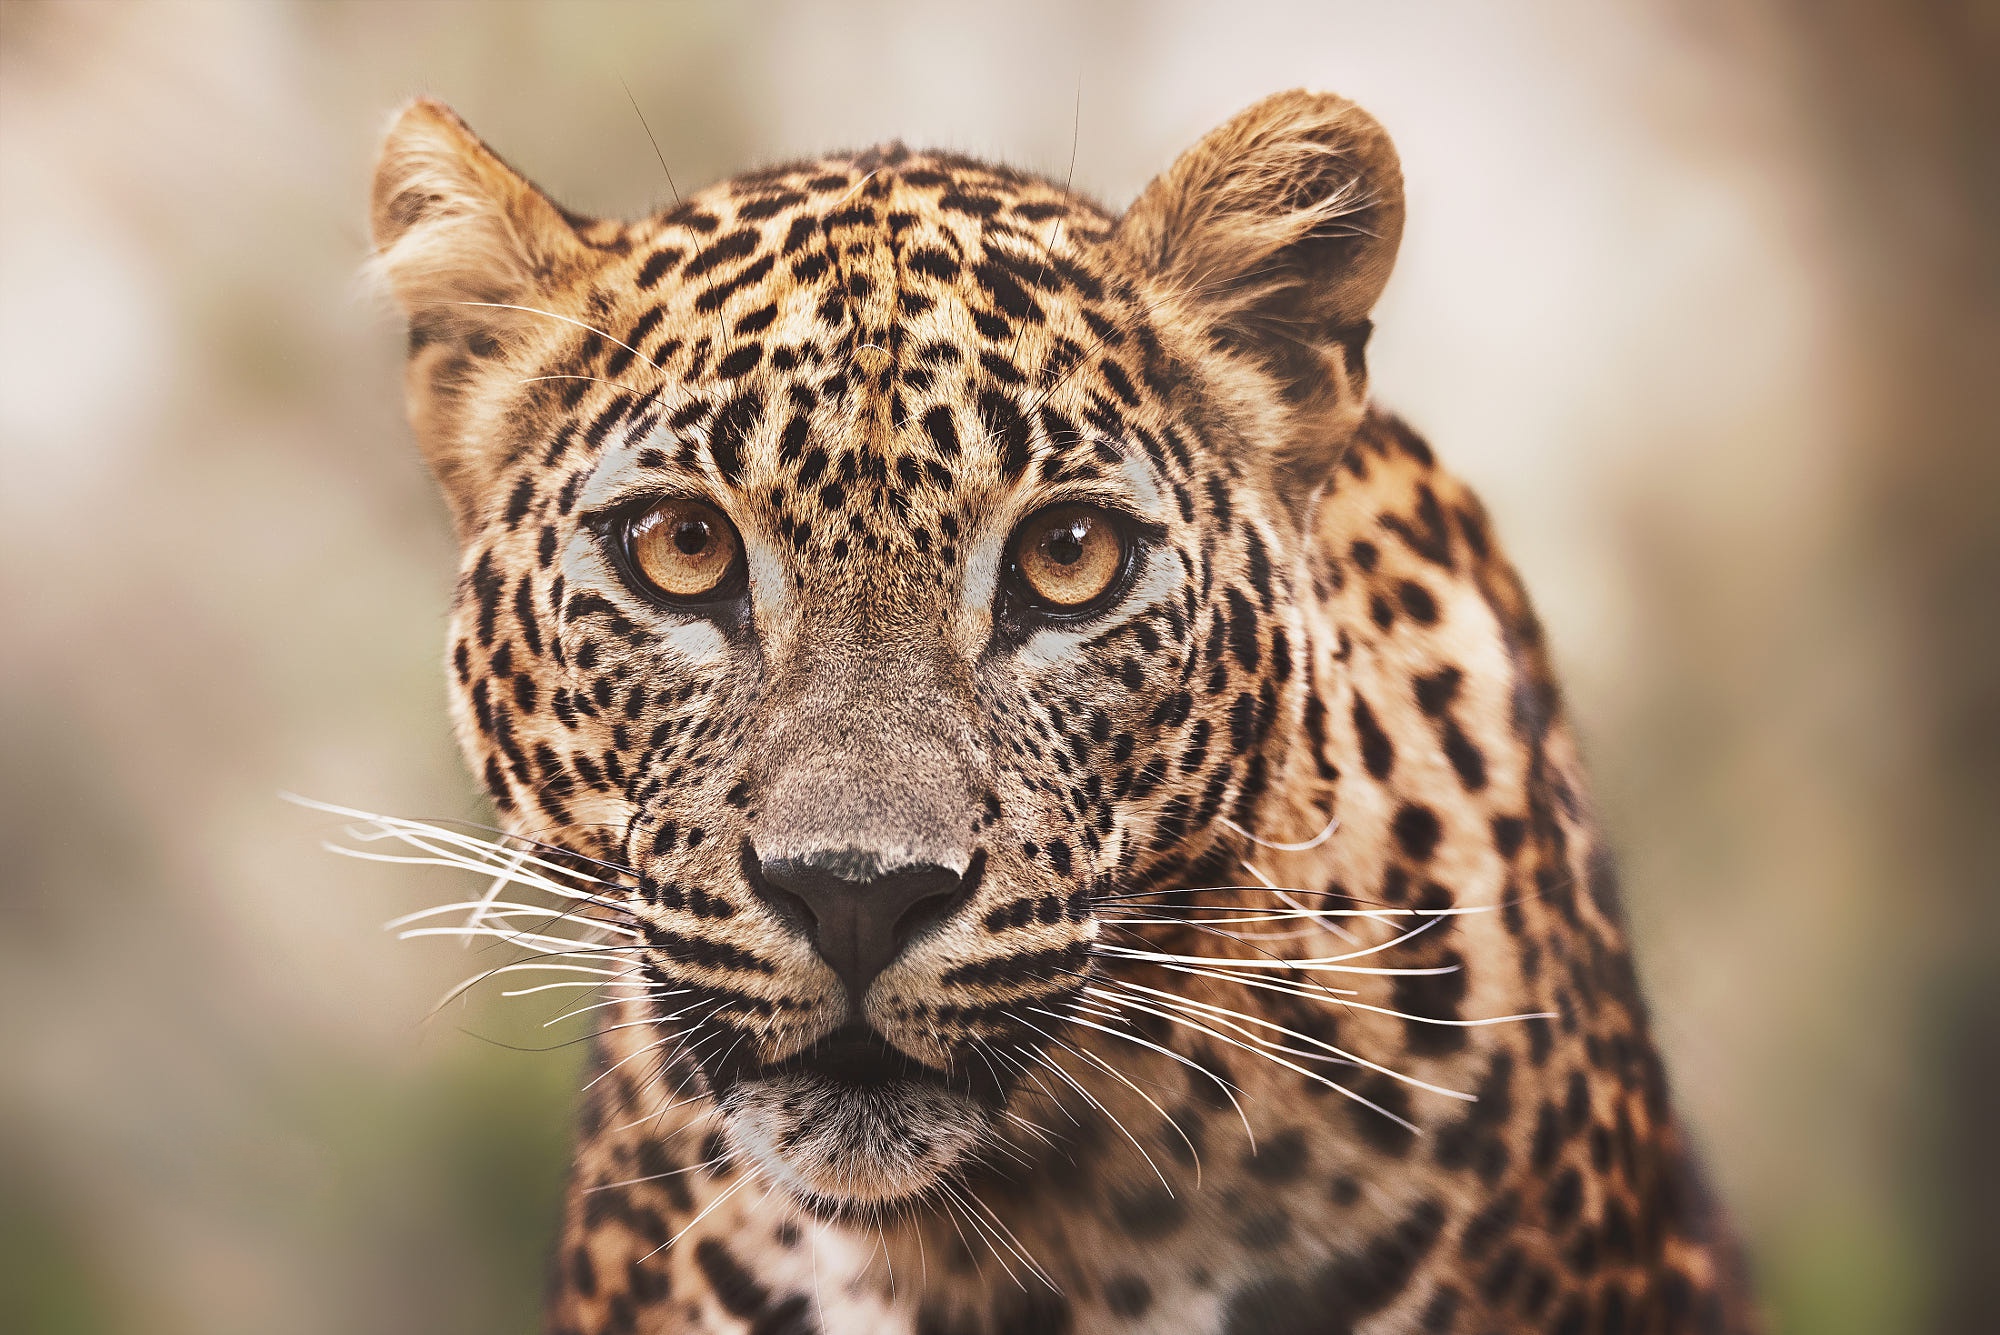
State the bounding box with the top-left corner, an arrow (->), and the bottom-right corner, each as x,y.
890,849 -> 985,954
890,889 -> 961,954
741,843 -> 818,939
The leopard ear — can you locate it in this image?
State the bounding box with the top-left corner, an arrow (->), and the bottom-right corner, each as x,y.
1116,91 -> 1403,483
369,98 -> 596,535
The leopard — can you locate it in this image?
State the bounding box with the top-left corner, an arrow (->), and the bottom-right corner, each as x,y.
365,88 -> 1761,1335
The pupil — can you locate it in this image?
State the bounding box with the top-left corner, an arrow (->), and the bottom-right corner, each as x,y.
673,519 -> 711,557
1045,522 -> 1087,567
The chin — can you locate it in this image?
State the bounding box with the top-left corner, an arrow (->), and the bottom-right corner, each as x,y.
715,1032 -> 998,1216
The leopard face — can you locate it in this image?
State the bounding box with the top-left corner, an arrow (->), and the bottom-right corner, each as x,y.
371,93 -> 1399,1215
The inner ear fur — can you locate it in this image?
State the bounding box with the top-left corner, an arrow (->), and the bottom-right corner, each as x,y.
369,98 -> 597,536
1116,90 -> 1404,487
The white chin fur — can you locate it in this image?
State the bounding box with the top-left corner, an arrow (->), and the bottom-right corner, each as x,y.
720,1074 -> 990,1209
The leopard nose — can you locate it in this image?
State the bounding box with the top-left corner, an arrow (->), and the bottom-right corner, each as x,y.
747,846 -> 981,1005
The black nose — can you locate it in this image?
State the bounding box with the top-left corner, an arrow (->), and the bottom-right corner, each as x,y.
746,846 -> 981,1004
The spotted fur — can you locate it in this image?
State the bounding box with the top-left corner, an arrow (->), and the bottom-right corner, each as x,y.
368,90 -> 1759,1334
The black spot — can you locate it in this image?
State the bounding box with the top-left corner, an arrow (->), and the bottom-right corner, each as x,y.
1353,695 -> 1394,779
1244,1127 -> 1310,1183
1219,1197 -> 1444,1334
1224,589 -> 1261,670
977,390 -> 1031,478
921,404 -> 960,457
1420,1285 -> 1460,1333
992,1289 -> 1072,1335
1348,1075 -> 1417,1156
637,248 -> 683,287
683,228 -> 759,280
502,474 -> 536,528
1236,1209 -> 1293,1250
1443,723 -> 1488,790
906,247 -> 959,281
938,191 -> 1001,217
973,258 -> 1043,324
1414,666 -> 1462,715
707,391 -> 763,483
1392,803 -> 1442,861
1459,1191 -> 1519,1262
1398,580 -> 1439,624
1110,1184 -> 1186,1240
714,343 -> 764,379
1103,1274 -> 1152,1318
1544,1166 -> 1584,1229
1394,948 -> 1469,1055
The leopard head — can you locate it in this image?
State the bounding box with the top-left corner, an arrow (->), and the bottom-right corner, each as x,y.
369,90 -> 1401,1215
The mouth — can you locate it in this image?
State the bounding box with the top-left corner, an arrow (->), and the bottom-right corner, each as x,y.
763,1024 -> 949,1088
713,1024 -> 1002,1212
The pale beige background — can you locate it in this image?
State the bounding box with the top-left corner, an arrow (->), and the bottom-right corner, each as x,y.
2,2 -> 1991,1333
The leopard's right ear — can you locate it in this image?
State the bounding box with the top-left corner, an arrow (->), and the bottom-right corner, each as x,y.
369,97 -> 589,324
369,99 -> 595,536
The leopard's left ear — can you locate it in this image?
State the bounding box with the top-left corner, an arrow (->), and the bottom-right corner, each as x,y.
1116,90 -> 1403,484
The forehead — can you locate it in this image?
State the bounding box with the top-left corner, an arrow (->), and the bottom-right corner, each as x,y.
563,149 -> 1196,558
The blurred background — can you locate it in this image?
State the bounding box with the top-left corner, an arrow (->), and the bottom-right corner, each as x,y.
1,2 -> 1991,1332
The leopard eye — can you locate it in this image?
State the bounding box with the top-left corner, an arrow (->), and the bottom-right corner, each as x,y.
1007,504 -> 1129,613
621,497 -> 743,602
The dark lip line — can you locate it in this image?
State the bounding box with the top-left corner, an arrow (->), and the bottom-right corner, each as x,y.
711,1020 -> 1017,1109
756,1022 -> 948,1087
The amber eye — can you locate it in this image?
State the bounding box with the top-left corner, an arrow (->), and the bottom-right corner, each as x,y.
1008,504 -> 1129,612
621,497 -> 742,602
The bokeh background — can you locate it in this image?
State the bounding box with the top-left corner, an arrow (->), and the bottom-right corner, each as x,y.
1,2 -> 1992,1332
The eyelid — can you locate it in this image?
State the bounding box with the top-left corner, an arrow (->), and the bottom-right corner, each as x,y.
581,480 -> 731,530
1009,499 -> 1163,548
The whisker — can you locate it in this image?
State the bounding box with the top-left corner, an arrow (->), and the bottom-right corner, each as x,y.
498,976 -> 651,998
584,1152 -> 728,1194
516,372 -> 650,395
1021,1035 -> 1173,1195
1028,1005 -> 1212,1183
1238,854 -> 1361,943
1100,978 -> 1474,1103
637,1168 -> 753,1263
1221,810 -> 1339,852
955,1181 -> 1058,1292
1053,1000 -> 1256,1155
1091,906 -> 1452,971
1083,982 -> 1423,1132
449,301 -> 667,373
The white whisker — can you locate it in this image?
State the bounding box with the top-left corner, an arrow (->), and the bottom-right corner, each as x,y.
1030,1005 -> 1214,1182
1022,1038 -> 1172,1195
1056,999 -> 1257,1154
584,1153 -> 730,1193
1083,983 -> 1423,1132
1222,810 -> 1339,852
638,1168 -> 753,1263
1100,978 -> 1475,1104
450,301 -> 666,373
